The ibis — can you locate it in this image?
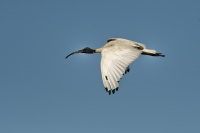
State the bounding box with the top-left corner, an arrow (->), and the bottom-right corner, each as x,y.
65,38 -> 164,95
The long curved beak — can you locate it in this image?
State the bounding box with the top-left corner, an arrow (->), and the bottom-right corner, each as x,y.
65,49 -> 83,59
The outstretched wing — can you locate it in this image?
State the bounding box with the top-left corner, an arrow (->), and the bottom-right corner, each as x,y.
101,43 -> 143,95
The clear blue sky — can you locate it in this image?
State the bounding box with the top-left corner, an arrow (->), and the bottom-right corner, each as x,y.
0,0 -> 200,133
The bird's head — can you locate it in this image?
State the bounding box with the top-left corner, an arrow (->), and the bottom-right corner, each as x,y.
81,47 -> 95,53
65,47 -> 95,59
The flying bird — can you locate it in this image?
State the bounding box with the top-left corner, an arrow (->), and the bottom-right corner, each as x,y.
65,38 -> 164,95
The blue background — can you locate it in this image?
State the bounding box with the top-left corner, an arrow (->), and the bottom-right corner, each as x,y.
0,0 -> 200,133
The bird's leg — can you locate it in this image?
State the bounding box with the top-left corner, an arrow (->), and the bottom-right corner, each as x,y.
154,53 -> 165,57
142,52 -> 165,57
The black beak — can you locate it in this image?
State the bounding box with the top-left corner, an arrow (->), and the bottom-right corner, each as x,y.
65,49 -> 83,59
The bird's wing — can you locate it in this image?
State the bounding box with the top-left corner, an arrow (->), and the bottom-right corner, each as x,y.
100,44 -> 142,94
107,38 -> 146,49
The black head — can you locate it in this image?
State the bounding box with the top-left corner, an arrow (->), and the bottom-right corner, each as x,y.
82,47 -> 95,53
65,47 -> 95,59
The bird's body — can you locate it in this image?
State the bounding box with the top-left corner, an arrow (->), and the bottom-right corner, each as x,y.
66,38 -> 164,95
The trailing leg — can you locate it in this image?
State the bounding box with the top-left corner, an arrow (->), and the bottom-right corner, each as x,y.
142,49 -> 165,57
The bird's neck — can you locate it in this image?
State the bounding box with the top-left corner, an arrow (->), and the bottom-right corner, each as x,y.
95,48 -> 103,53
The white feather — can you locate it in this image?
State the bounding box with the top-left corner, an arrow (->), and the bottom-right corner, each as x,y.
100,40 -> 143,91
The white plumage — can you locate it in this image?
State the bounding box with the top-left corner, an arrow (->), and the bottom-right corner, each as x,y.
65,38 -> 164,95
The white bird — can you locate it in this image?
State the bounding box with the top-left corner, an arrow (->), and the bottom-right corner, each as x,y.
66,38 -> 164,95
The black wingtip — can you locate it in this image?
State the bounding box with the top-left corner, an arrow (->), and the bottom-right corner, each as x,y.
116,87 -> 119,91
105,87 -> 108,92
112,89 -> 115,94
108,90 -> 111,95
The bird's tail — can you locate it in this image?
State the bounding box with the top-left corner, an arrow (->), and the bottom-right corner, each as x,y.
142,49 -> 165,57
